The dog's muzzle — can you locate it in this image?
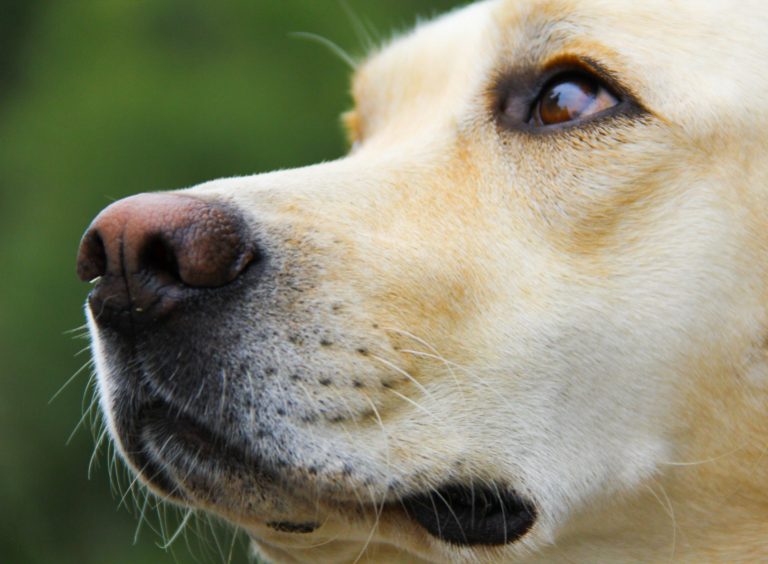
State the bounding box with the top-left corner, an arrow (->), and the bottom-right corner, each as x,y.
77,192 -> 540,548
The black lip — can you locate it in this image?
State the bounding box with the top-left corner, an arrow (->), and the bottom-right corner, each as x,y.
116,400 -> 260,500
402,484 -> 537,546
267,521 -> 320,534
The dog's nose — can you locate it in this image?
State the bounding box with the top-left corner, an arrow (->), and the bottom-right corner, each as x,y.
77,193 -> 255,332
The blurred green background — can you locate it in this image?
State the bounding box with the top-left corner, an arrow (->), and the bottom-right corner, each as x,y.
0,1 -> 466,562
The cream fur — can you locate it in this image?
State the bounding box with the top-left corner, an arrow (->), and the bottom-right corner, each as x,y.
87,0 -> 768,561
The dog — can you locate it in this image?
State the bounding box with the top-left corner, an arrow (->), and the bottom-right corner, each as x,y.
76,0 -> 768,561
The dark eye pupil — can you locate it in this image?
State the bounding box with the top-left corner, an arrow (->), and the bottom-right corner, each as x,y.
539,76 -> 598,125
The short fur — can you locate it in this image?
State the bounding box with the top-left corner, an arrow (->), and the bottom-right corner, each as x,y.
86,0 -> 768,561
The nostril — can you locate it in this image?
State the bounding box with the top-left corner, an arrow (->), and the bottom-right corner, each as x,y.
77,230 -> 107,282
140,235 -> 181,283
78,193 -> 260,332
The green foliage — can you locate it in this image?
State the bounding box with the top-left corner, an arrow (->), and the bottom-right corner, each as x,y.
0,1 -> 465,562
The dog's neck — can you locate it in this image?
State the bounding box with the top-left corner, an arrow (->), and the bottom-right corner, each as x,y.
545,352 -> 768,562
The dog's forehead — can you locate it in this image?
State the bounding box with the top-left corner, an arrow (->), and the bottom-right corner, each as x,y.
350,1 -> 499,144
352,0 -> 768,141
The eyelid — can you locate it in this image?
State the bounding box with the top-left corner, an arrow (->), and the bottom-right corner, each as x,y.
538,56 -> 629,100
492,56 -> 644,133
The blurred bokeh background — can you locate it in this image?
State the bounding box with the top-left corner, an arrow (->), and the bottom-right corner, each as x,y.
0,1 -> 467,562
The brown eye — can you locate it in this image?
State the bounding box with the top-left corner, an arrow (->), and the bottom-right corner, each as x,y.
533,73 -> 619,126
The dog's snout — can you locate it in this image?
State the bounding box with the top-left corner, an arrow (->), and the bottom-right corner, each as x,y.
77,193 -> 255,331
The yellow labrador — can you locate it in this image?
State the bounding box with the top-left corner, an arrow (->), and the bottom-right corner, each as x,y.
77,0 -> 768,561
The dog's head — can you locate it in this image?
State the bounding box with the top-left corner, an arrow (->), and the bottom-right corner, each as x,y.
77,0 -> 768,561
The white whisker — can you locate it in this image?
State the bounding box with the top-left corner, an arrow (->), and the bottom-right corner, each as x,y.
645,478 -> 678,561
289,32 -> 357,69
340,0 -> 380,52
370,353 -> 437,403
50,358 -> 94,404
385,387 -> 438,420
658,445 -> 746,467
159,508 -> 195,549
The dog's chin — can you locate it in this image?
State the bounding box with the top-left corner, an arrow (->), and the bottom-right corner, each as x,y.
109,397 -> 539,550
111,397 -> 329,532
113,400 -> 255,504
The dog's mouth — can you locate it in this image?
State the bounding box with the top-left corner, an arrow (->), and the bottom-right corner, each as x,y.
117,401 -> 537,546
119,403 -> 540,546
402,484 -> 537,546
116,401 -> 269,504
115,400 -> 538,548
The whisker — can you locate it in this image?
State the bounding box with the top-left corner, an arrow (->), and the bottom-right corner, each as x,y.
117,458 -> 158,510
388,328 -> 470,400
205,511 -> 229,564
88,426 -> 110,479
370,354 -> 443,414
159,508 -> 195,549
133,490 -> 151,544
397,348 -> 468,401
645,478 -> 678,561
398,348 -> 462,368
225,521 -> 240,564
431,487 -> 468,545
339,0 -> 379,53
657,445 -> 746,467
63,323 -> 89,335
489,481 -> 508,545
361,392 -> 390,472
353,481 -> 386,564
385,387 -> 438,420
66,389 -> 100,445
289,32 -> 357,69
50,358 -> 94,404
74,343 -> 93,355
